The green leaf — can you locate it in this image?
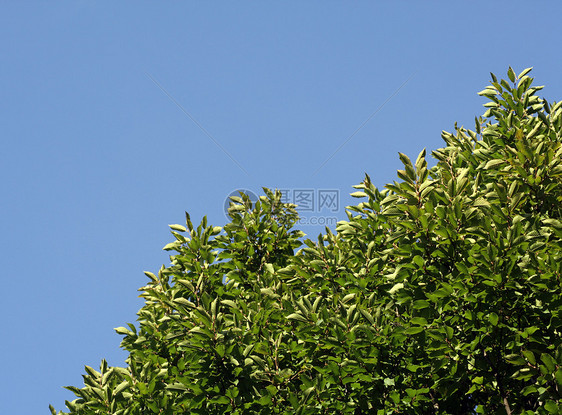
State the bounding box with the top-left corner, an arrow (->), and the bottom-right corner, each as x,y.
258,395 -> 272,405
264,263 -> 275,274
544,400 -> 559,414
113,380 -> 130,396
287,313 -> 308,323
359,308 -> 375,325
484,159 -> 505,169
413,299 -> 430,309
167,383 -> 188,392
173,297 -> 195,308
555,369 -> 562,387
169,224 -> 187,232
522,350 -> 536,365
411,317 -> 428,326
162,241 -> 180,251
517,67 -> 533,79
415,148 -> 427,172
143,271 -> 158,282
398,152 -> 413,168
413,255 -> 425,268
342,293 -> 356,303
543,218 -> 562,230
383,378 -> 395,387
300,386 -> 315,406
388,282 -> 404,294
541,353 -> 556,373
406,363 -> 420,372
405,326 -> 424,335
84,365 -> 100,379
472,376 -> 484,385
114,327 -> 132,335
507,67 -> 516,83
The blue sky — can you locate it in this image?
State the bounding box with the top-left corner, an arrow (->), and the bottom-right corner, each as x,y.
1,2 -> 561,413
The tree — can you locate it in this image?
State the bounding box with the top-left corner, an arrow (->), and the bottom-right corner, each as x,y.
52,68 -> 562,414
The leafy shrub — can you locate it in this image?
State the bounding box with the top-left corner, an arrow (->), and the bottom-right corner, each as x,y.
52,68 -> 562,414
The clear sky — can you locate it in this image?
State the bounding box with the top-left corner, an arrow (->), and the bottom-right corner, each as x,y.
1,2 -> 561,413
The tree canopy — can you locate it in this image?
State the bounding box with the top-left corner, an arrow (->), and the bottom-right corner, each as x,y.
52,68 -> 562,414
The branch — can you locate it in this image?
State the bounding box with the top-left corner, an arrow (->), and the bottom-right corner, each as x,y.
503,396 -> 512,415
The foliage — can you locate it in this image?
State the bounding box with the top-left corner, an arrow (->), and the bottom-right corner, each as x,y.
52,68 -> 562,414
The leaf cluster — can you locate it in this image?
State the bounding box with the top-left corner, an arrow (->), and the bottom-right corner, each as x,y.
53,68 -> 562,414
